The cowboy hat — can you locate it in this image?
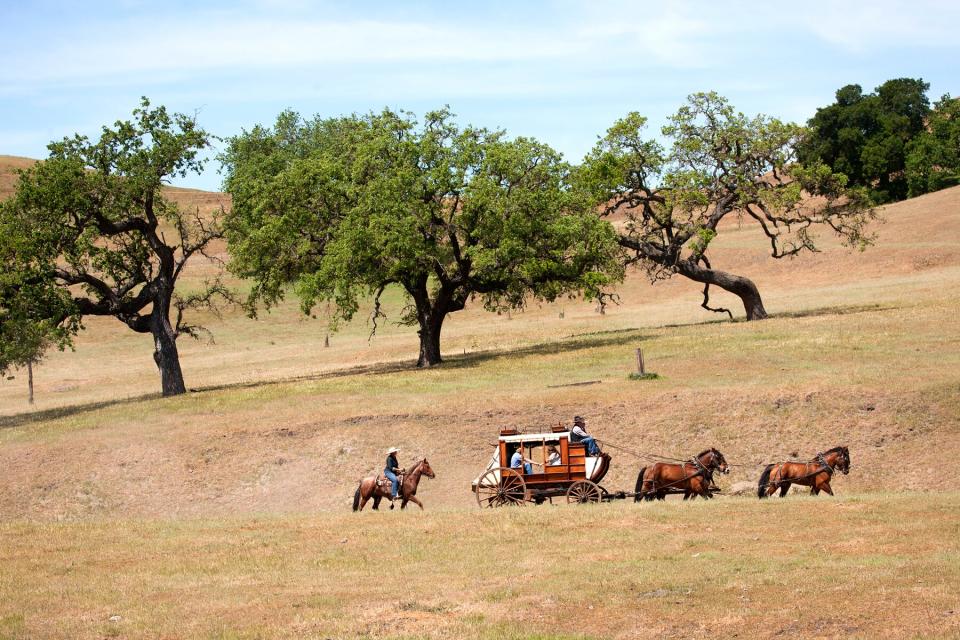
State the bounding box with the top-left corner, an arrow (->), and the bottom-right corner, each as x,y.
386,446 -> 400,454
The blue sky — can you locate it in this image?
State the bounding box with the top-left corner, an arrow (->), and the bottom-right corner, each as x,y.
2,0 -> 958,192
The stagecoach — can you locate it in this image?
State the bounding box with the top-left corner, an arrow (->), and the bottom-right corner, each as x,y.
471,427 -> 613,506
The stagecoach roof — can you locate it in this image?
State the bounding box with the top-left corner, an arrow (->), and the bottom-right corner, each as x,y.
499,432 -> 569,443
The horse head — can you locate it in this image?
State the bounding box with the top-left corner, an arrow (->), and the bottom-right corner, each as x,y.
700,448 -> 729,474
418,457 -> 437,479
835,446 -> 851,475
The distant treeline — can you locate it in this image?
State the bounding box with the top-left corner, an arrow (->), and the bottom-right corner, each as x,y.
799,77 -> 959,203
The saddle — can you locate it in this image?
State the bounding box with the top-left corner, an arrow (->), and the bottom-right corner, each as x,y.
376,471 -> 405,491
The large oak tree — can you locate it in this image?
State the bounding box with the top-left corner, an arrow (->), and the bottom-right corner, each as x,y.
577,92 -> 876,320
0,100 -> 229,396
221,108 -> 621,366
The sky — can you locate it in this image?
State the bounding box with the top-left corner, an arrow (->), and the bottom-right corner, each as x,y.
2,0 -> 958,192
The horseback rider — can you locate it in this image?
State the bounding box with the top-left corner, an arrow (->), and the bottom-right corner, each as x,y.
384,447 -> 405,500
570,415 -> 601,455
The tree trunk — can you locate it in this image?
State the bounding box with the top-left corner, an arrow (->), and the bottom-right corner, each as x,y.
150,294 -> 187,396
27,361 -> 34,405
416,314 -> 444,367
676,259 -> 769,320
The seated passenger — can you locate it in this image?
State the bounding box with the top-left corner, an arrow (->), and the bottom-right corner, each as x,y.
510,447 -> 533,474
546,445 -> 561,466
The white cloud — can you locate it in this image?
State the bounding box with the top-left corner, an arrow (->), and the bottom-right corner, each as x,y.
0,4 -> 731,91
797,0 -> 960,52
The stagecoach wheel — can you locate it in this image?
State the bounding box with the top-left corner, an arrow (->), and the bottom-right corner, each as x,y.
566,480 -> 603,504
475,468 -> 527,508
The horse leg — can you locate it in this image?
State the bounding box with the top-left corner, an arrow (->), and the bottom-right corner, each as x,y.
406,495 -> 424,510
779,482 -> 791,498
821,482 -> 834,496
372,495 -> 382,510
641,478 -> 653,500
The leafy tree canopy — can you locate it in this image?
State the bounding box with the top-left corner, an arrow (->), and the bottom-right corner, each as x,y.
906,94 -> 960,197
0,99 -> 229,396
221,108 -> 622,366
798,78 -> 931,203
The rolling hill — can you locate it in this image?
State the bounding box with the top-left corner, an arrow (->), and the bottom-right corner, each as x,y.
1,155 -> 958,639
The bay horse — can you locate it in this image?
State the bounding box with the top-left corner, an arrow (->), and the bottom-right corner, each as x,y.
352,458 -> 435,511
634,448 -> 729,501
757,446 -> 850,498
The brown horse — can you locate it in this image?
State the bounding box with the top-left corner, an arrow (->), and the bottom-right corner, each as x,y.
634,448 -> 729,501
757,446 -> 850,498
352,458 -> 436,511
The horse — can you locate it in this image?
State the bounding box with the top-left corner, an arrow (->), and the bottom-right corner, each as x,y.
634,448 -> 729,501
757,446 -> 850,498
352,458 -> 436,511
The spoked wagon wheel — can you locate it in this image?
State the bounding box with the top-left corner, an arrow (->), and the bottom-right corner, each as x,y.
566,480 -> 603,504
476,468 -> 527,508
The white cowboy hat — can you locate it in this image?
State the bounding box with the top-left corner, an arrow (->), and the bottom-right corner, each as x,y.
386,446 -> 400,454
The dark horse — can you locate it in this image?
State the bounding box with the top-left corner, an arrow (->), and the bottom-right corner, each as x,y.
352,458 -> 436,511
634,448 -> 729,501
757,446 -> 850,498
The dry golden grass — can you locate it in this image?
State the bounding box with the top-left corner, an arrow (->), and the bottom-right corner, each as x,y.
1,494 -> 957,639
1,156 -> 960,638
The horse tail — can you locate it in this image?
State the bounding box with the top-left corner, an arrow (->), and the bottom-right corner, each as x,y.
352,483 -> 362,511
758,464 -> 775,499
634,466 -> 647,502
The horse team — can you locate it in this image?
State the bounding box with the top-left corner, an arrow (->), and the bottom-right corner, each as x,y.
633,445 -> 851,501
352,445 -> 851,511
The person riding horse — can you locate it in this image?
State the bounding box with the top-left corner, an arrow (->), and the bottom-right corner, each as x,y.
384,447 -> 405,501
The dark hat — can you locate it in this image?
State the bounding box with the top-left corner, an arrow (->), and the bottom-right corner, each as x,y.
573,415 -> 584,422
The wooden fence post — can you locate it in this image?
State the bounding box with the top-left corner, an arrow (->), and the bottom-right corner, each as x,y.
635,348 -> 645,376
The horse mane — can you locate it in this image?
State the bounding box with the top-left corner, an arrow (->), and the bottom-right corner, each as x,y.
819,446 -> 847,457
696,448 -> 718,459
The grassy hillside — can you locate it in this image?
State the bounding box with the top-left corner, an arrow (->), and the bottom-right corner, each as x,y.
0,177 -> 957,514
1,156 -> 959,638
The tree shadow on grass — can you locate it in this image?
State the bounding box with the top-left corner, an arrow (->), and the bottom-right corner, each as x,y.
0,328 -> 652,429
439,327 -> 650,371
1,304 -> 890,428
662,302 -> 895,328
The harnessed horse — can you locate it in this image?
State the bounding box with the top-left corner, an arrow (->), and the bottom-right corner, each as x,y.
757,446 -> 850,498
634,448 -> 729,501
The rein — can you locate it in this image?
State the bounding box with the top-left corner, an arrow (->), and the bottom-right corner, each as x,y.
598,439 -> 689,464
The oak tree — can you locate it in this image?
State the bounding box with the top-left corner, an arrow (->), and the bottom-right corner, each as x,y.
798,78 -> 931,202
577,92 -> 876,320
0,99 -> 229,396
221,108 -> 621,366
